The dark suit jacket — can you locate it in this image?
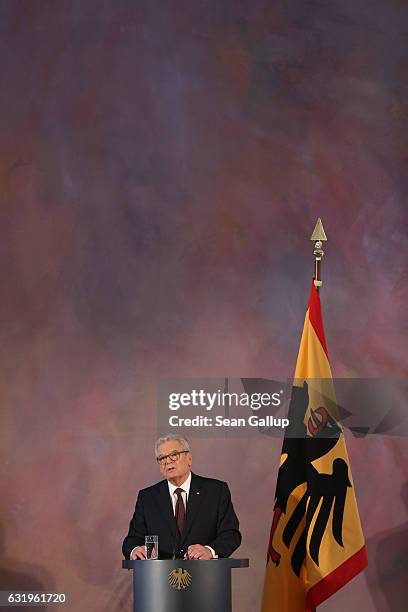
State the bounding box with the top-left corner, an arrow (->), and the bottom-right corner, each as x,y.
122,473 -> 241,559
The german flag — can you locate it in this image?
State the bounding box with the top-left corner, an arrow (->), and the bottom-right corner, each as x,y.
261,280 -> 367,611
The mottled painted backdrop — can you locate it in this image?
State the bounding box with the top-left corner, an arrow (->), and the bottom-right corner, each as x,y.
0,1 -> 407,611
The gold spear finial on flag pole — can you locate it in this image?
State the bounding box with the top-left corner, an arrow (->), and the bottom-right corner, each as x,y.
310,217 -> 327,289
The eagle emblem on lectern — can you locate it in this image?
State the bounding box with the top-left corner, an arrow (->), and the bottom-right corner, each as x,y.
168,568 -> 192,590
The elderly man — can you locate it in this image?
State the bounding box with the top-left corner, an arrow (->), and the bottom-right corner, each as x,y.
122,434 -> 241,560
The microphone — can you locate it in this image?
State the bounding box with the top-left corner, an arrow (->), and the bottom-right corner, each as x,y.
171,529 -> 182,559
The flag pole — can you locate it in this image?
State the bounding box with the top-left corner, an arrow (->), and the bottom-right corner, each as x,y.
310,217 -> 327,612
310,217 -> 327,291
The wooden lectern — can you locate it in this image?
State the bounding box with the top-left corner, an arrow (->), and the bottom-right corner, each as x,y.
122,558 -> 249,612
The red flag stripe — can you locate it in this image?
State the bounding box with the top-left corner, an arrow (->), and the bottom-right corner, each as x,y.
306,546 -> 368,609
307,279 -> 328,357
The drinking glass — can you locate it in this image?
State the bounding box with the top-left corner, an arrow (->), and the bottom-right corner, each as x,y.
145,535 -> 159,560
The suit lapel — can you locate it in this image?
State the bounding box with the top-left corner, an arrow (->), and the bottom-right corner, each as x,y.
155,480 -> 177,538
181,473 -> 204,544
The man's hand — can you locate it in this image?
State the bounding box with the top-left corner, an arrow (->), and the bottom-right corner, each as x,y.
130,545 -> 147,560
187,544 -> 213,560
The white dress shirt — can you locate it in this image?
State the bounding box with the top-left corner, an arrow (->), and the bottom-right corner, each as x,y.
168,472 -> 191,513
168,472 -> 216,558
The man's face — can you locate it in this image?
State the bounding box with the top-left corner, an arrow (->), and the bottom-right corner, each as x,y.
157,439 -> 192,484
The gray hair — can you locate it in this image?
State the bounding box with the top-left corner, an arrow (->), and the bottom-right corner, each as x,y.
154,434 -> 191,457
